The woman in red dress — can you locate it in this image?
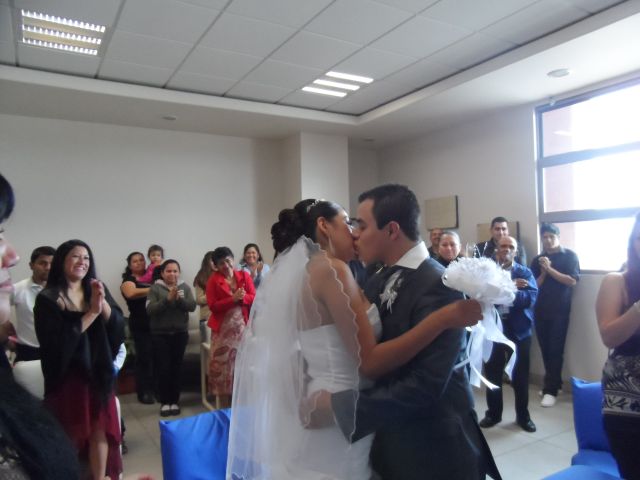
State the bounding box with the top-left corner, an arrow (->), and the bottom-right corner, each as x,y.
35,239 -> 125,480
206,247 -> 255,408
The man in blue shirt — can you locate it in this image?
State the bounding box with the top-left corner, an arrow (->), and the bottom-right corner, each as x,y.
530,223 -> 580,408
479,236 -> 538,432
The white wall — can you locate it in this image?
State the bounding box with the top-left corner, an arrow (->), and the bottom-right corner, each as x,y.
377,105 -> 608,381
0,113 -> 285,315
348,146 -> 379,215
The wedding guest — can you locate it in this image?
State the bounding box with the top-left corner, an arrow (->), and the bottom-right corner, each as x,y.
34,239 -> 125,480
147,260 -> 195,417
193,251 -> 215,343
597,212 -> 640,479
437,231 -> 462,267
475,217 -> 527,265
11,245 -> 55,362
530,222 -> 580,407
138,244 -> 164,284
206,247 -> 255,409
427,227 -> 443,258
479,236 -> 538,433
239,243 -> 270,288
120,252 -> 155,404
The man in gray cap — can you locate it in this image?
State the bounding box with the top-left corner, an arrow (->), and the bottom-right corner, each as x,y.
530,223 -> 580,407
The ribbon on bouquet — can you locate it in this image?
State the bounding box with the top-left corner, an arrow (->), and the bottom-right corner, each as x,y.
455,303 -> 516,389
442,257 -> 518,390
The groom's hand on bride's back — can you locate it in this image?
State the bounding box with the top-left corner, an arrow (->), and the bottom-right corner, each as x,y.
445,299 -> 483,328
300,390 -> 335,429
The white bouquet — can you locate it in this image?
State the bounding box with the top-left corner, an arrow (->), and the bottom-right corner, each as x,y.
442,257 -> 517,389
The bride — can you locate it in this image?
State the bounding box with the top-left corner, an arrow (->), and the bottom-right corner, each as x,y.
227,199 -> 481,480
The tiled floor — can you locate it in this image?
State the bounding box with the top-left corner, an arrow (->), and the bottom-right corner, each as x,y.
120,384 -> 575,479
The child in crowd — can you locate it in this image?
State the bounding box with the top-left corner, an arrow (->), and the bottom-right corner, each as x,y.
138,245 -> 164,284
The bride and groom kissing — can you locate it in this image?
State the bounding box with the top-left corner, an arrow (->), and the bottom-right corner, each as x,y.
227,184 -> 501,480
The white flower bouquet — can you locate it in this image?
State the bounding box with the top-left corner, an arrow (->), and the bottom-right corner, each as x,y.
442,257 -> 517,389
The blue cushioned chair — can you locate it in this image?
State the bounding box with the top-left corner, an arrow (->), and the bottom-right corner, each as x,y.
570,378 -> 620,477
160,408 -> 231,480
543,465 -> 621,480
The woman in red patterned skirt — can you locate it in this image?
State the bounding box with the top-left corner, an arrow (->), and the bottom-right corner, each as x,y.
206,247 -> 255,409
35,239 -> 125,480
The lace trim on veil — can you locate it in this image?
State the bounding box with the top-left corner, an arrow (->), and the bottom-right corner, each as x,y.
226,236 -> 362,480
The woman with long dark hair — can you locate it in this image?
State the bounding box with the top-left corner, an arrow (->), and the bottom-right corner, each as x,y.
121,251 -> 154,404
35,239 -> 125,480
193,251 -> 215,343
597,212 -> 640,479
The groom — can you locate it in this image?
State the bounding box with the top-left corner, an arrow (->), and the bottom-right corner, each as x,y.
332,184 -> 500,479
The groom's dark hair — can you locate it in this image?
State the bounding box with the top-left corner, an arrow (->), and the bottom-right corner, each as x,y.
358,184 -> 421,241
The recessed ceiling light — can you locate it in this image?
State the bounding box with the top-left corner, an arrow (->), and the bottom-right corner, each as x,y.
20,10 -> 106,56
326,71 -> 374,84
547,68 -> 571,78
313,79 -> 360,91
162,115 -> 178,121
302,86 -> 347,97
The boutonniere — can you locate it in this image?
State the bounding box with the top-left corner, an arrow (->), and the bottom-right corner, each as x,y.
379,271 -> 403,312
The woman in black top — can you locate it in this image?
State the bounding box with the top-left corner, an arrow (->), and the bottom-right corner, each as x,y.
121,252 -> 155,404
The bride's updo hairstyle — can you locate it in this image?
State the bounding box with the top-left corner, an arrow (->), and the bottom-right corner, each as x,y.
271,199 -> 341,253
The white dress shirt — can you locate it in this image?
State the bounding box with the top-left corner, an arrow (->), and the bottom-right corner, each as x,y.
11,277 -> 42,348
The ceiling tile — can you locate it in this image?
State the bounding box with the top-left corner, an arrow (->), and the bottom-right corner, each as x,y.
271,31 -> 360,70
0,41 -> 15,64
371,15 -> 471,58
326,80 -> 406,114
278,89 -> 343,110
373,0 -> 439,14
17,43 -> 100,76
226,0 -> 333,28
104,30 -> 192,69
200,13 -> 295,57
179,0 -> 228,9
15,0 -> 121,26
481,0 -> 590,45
562,0 -> 624,14
0,5 -> 13,44
99,59 -> 174,87
381,57 -> 458,89
167,71 -> 236,95
117,0 -> 220,44
180,46 -> 262,80
243,59 -> 323,89
305,0 -> 412,45
226,81 -> 291,102
421,0 -> 539,31
333,47 -> 416,81
425,32 -> 517,70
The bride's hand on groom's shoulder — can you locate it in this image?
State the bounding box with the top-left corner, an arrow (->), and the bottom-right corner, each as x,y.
299,390 -> 335,429
447,299 -> 483,328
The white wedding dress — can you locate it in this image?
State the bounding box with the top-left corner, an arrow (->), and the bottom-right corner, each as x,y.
292,304 -> 382,480
227,238 -> 381,480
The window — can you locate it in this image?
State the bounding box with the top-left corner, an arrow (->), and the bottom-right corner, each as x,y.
536,78 -> 640,271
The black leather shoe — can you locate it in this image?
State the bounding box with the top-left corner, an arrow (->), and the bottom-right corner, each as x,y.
518,418 -> 537,433
479,416 -> 500,428
138,393 -> 155,405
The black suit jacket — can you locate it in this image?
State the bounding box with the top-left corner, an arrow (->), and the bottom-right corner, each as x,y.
333,257 -> 500,480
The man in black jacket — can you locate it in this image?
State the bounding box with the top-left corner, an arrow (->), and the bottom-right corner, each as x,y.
332,184 -> 500,480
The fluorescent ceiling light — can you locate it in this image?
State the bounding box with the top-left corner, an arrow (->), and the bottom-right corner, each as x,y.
313,79 -> 360,91
20,10 -> 106,56
326,71 -> 373,84
302,86 -> 347,97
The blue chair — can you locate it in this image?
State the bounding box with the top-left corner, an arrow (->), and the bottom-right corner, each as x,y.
570,378 -> 620,477
543,465 -> 621,479
160,408 -> 231,480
